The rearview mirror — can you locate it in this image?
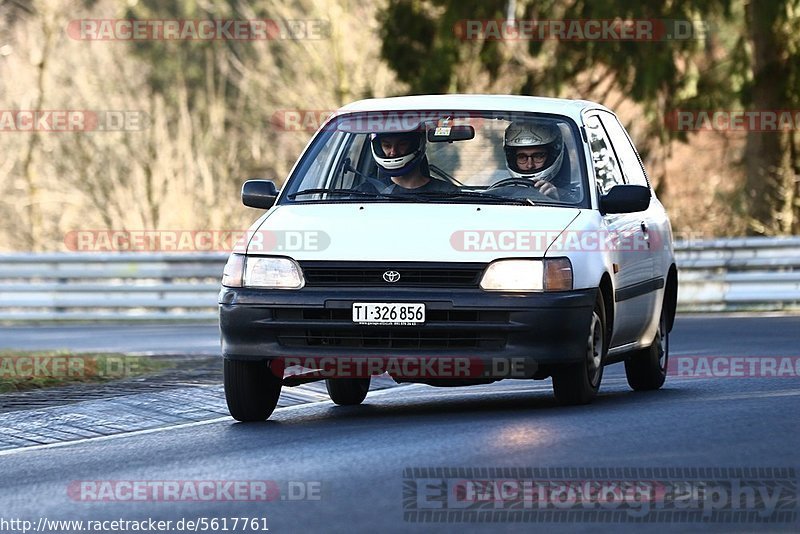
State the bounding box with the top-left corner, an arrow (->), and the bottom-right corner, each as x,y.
427,125 -> 475,143
242,180 -> 278,209
599,184 -> 650,214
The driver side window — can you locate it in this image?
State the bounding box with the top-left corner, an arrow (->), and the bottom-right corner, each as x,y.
585,115 -> 624,195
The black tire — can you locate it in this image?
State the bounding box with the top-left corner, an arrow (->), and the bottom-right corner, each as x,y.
552,290 -> 607,405
224,359 -> 282,422
326,377 -> 371,406
625,300 -> 669,391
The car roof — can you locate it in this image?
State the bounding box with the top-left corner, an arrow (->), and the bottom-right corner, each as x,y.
337,94 -> 611,121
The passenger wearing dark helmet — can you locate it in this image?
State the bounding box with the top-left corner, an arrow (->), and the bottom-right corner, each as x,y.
370,130 -> 457,194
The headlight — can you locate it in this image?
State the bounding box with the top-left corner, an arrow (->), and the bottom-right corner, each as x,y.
244,256 -> 305,289
221,253 -> 245,287
480,258 -> 573,291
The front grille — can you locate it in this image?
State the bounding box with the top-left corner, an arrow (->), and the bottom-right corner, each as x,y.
273,308 -> 509,349
299,261 -> 485,288
275,309 -> 508,322
277,329 -> 505,349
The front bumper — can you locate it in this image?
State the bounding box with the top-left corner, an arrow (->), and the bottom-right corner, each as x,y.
219,286 -> 596,370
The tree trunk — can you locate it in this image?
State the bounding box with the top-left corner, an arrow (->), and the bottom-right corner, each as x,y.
744,0 -> 796,235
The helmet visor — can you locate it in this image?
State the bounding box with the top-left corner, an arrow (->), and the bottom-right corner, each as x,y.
371,132 -> 422,158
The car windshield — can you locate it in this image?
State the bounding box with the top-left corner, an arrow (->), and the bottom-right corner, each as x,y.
280,110 -> 588,207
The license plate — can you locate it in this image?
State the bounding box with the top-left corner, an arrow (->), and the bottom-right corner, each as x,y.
352,303 -> 425,325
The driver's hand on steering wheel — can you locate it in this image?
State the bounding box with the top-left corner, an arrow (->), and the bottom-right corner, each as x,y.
534,179 -> 560,199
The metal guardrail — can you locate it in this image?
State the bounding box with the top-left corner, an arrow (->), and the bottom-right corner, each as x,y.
675,237 -> 800,311
0,253 -> 226,321
0,237 -> 798,320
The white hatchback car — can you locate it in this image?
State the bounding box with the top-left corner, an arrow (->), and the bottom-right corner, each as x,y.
219,94 -> 678,421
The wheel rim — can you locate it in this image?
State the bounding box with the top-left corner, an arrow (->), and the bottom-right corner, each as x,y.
657,311 -> 669,372
586,310 -> 603,387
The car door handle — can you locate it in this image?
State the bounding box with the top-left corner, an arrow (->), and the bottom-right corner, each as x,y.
640,221 -> 651,248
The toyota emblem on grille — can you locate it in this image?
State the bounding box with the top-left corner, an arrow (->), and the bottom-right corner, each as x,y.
382,270 -> 401,283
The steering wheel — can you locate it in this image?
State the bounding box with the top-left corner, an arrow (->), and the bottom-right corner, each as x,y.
486,178 -> 540,190
485,178 -> 555,201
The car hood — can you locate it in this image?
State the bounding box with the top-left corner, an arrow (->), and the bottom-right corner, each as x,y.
245,203 -> 583,262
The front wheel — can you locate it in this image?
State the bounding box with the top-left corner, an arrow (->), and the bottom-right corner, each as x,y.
552,291 -> 607,405
625,303 -> 669,391
326,377 -> 371,406
224,359 -> 282,422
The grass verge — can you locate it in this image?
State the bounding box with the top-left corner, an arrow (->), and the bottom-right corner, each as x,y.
0,350 -> 172,393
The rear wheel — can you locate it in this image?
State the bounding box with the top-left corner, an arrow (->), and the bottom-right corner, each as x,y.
224,359 -> 282,422
326,377 -> 371,406
625,302 -> 669,391
552,291 -> 606,405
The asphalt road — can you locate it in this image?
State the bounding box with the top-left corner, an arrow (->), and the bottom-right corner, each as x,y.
0,316 -> 799,533
2,314 -> 799,356
0,323 -> 220,354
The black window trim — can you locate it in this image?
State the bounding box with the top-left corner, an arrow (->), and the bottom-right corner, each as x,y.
595,110 -> 652,190
583,111 -> 627,193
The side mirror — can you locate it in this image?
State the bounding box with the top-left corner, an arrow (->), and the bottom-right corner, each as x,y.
600,184 -> 651,214
242,179 -> 278,209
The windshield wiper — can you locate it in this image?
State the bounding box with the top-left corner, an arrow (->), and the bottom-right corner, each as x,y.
412,190 -> 536,206
428,164 -> 463,186
287,188 -> 415,201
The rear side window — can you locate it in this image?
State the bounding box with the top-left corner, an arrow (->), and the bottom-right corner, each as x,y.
585,115 -> 624,195
598,112 -> 649,188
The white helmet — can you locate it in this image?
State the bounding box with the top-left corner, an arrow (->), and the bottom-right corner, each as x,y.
370,131 -> 426,177
504,121 -> 565,182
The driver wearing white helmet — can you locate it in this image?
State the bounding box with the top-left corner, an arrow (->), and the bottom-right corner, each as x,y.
502,121 -> 566,200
